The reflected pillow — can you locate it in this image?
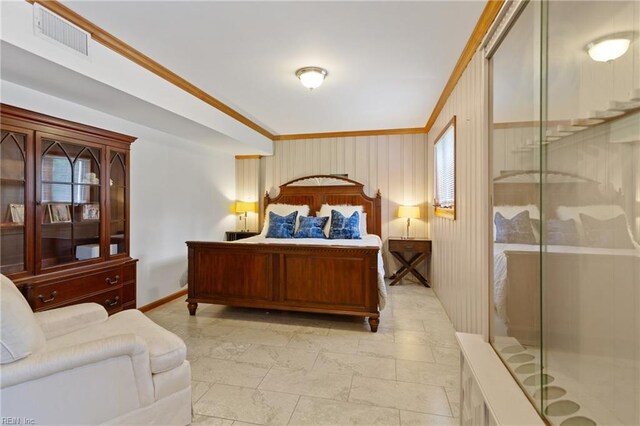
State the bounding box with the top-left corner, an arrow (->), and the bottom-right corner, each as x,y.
329,210 -> 361,240
494,211 -> 536,244
265,211 -> 298,239
579,214 -> 635,249
295,216 -> 328,239
545,219 -> 579,246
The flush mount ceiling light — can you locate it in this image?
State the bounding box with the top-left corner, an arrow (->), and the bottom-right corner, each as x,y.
586,33 -> 632,62
295,67 -> 328,90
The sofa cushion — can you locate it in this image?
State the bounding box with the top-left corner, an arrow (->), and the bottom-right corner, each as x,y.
0,274 -> 46,364
46,309 -> 186,374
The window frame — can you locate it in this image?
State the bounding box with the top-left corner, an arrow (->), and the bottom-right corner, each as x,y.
433,115 -> 456,220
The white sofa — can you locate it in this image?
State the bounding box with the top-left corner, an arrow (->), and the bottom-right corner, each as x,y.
0,274 -> 191,425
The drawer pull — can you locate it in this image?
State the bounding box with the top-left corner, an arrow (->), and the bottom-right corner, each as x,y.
105,275 -> 120,286
38,291 -> 58,303
104,296 -> 120,307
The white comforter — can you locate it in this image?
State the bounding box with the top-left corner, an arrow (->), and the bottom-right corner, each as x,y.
493,242 -> 640,322
235,234 -> 388,310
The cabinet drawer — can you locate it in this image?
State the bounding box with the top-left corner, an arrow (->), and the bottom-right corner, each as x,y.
77,288 -> 123,315
388,239 -> 431,253
30,267 -> 123,310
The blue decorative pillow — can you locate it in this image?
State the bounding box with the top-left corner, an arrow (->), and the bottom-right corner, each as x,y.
295,216 -> 328,239
266,211 -> 297,238
494,211 -> 536,244
329,210 -> 361,239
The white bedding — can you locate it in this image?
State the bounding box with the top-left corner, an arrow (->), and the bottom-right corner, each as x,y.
235,234 -> 387,310
493,242 -> 640,322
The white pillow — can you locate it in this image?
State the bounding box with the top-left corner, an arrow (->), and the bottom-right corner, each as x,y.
260,204 -> 310,236
556,205 -> 635,245
493,205 -> 540,242
318,204 -> 364,237
1,274 -> 46,364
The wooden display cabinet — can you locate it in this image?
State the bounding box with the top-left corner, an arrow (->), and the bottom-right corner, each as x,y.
0,104 -> 137,312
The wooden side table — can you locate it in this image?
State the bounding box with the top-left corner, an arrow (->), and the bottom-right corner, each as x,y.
225,231 -> 259,241
388,238 -> 432,287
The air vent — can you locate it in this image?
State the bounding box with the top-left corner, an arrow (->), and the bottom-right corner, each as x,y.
33,3 -> 89,57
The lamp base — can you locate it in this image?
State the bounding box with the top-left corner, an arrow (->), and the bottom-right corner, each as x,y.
401,236 -> 416,240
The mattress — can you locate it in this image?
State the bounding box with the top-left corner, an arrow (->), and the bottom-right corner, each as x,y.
236,234 -> 388,310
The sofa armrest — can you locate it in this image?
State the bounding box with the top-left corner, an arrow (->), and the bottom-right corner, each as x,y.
0,334 -> 154,406
34,303 -> 108,339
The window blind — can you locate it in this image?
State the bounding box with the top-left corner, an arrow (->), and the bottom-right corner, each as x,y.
434,125 -> 455,208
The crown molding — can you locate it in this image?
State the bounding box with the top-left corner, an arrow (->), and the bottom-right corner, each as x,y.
273,127 -> 428,141
27,0 -> 275,140
424,0 -> 505,133
25,0 -> 502,142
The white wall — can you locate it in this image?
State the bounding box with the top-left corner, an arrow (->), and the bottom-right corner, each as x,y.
1,81 -> 236,306
427,51 -> 489,335
235,134 -> 429,275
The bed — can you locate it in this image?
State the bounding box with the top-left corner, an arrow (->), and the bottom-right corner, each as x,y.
492,171 -> 640,345
186,175 -> 385,332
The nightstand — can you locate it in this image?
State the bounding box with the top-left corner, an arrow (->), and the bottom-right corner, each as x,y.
388,238 -> 432,287
225,231 -> 259,241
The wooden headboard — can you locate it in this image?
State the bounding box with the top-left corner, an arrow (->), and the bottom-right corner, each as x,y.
493,170 -> 624,215
264,175 -> 382,237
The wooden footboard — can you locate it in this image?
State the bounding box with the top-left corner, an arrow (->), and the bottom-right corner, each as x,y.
186,241 -> 381,331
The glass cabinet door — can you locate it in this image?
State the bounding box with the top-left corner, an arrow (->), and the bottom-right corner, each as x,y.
39,135 -> 102,269
108,150 -> 127,256
1,128 -> 30,275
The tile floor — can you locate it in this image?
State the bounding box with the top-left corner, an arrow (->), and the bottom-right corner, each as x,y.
145,280 -> 460,426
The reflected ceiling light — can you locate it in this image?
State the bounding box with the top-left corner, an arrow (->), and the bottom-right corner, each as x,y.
295,67 -> 328,90
586,34 -> 632,62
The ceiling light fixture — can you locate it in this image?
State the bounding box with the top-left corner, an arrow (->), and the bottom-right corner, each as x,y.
586,33 -> 632,62
295,67 -> 328,90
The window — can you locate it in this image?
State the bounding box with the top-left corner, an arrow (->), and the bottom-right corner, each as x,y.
433,116 -> 456,220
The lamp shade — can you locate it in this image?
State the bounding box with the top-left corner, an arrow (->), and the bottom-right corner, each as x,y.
398,206 -> 420,219
235,201 -> 257,213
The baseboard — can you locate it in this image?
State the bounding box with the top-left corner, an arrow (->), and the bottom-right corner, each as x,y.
138,288 -> 187,313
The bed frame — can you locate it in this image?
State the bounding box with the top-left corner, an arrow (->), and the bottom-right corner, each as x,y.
186,175 -> 383,331
493,171 -> 633,345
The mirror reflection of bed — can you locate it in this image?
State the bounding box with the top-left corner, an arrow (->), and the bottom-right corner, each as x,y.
492,171 -> 640,405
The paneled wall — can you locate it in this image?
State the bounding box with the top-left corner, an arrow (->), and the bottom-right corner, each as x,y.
235,133 -> 429,274
426,51 -> 489,335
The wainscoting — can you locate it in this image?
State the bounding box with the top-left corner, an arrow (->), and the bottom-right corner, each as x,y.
426,51 -> 490,335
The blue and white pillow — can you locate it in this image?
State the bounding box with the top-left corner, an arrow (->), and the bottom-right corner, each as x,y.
295,216 -> 329,239
266,211 -> 298,238
329,210 -> 361,239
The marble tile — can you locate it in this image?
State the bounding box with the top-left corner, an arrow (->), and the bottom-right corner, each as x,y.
190,357 -> 270,388
236,345 -> 319,370
266,322 -> 330,335
390,317 -> 426,332
399,411 -> 457,426
289,396 -> 400,425
313,351 -> 396,380
349,376 -> 452,416
192,380 -> 212,403
214,318 -> 273,330
171,323 -> 240,340
259,367 -> 352,401
431,346 -> 460,366
288,334 -> 359,354
423,328 -> 458,349
184,337 -> 251,361
327,327 -> 395,342
191,414 -> 235,425
394,330 -> 433,346
358,340 -> 436,363
223,327 -> 294,347
445,387 -> 460,418
193,384 -> 299,425
396,360 -> 460,388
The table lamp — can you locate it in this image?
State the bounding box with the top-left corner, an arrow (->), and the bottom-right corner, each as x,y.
398,206 -> 420,239
235,201 -> 257,231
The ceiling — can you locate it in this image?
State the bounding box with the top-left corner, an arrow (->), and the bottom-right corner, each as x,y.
61,1 -> 485,136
